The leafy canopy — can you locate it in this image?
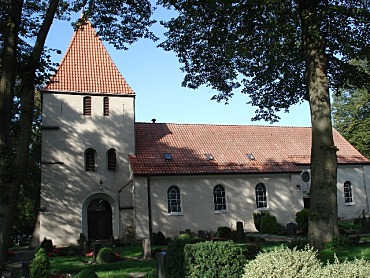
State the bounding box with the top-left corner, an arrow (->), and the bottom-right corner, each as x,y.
159,0 -> 370,123
332,59 -> 370,159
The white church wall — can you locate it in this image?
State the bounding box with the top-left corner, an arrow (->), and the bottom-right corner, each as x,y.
337,165 -> 370,219
133,177 -> 151,240
135,173 -> 300,239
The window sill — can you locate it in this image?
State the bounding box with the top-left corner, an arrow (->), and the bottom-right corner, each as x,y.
214,210 -> 229,214
345,202 -> 355,206
168,212 -> 183,216
257,207 -> 270,211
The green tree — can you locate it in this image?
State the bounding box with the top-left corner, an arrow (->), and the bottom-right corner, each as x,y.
158,0 -> 370,249
332,60 -> 370,159
0,0 -> 156,271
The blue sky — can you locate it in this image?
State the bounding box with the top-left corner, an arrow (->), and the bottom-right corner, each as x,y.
45,8 -> 311,127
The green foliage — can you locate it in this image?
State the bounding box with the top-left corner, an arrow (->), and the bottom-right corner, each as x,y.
216,226 -> 232,239
75,269 -> 99,278
259,212 -> 279,234
96,247 -> 116,264
145,268 -> 157,278
244,244 -> 262,260
243,246 -> 370,278
253,212 -> 265,232
296,208 -> 309,234
159,1 -> 369,122
320,256 -> 370,278
323,235 -> 359,250
243,246 -> 322,278
184,241 -> 247,278
164,235 -> 200,278
287,238 -> 310,250
332,76 -> 370,159
31,248 -> 51,278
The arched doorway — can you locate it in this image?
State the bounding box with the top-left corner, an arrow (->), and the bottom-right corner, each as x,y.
88,199 -> 113,240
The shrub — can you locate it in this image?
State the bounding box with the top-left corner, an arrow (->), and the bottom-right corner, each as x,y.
75,269 -> 98,278
260,213 -> 279,234
242,246 -> 321,278
96,247 -> 116,264
244,244 -> 262,260
253,212 -> 264,232
184,241 -> 247,278
287,238 -> 310,250
31,248 -> 51,278
216,226 -> 232,239
243,246 -> 370,278
319,255 -> 370,278
323,235 -> 357,250
164,235 -> 199,278
296,208 -> 309,234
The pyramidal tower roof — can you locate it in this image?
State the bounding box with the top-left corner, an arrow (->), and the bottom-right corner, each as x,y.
45,20 -> 134,95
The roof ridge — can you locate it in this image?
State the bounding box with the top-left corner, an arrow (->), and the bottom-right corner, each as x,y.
136,122 -> 311,128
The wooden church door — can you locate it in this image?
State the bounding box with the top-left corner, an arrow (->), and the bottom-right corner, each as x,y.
87,199 -> 113,240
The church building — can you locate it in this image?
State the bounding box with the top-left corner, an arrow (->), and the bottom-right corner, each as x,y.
39,21 -> 370,246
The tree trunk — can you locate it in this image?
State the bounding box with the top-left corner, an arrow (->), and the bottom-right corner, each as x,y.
0,0 -> 59,271
0,0 -> 24,272
297,0 -> 339,250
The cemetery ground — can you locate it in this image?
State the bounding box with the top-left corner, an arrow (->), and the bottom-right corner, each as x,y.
6,234 -> 370,278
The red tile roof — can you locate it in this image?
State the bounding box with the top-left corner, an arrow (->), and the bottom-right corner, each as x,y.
44,20 -> 134,95
129,123 -> 369,175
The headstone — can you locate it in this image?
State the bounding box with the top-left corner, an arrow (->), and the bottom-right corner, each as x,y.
142,238 -> 151,260
92,242 -> 97,263
197,230 -> 207,240
236,221 -> 244,243
287,222 -> 297,236
156,252 -> 166,278
22,261 -> 30,278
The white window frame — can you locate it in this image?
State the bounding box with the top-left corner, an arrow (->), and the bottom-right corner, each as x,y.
213,184 -> 228,213
167,185 -> 183,215
255,183 -> 269,210
344,181 -> 355,206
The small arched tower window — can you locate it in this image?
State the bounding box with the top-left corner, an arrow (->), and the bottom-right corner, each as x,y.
103,97 -> 109,116
107,148 -> 117,171
167,185 -> 182,214
83,96 -> 92,115
213,184 -> 226,211
255,183 -> 267,209
85,148 -> 96,171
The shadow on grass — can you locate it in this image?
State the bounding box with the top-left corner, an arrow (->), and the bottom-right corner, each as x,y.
50,246 -> 156,278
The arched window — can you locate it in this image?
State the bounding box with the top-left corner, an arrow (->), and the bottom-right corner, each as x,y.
344,181 -> 353,204
85,148 -> 96,171
255,183 -> 267,209
83,96 -> 92,115
213,184 -> 226,211
167,185 -> 182,214
103,97 -> 109,116
107,148 -> 117,171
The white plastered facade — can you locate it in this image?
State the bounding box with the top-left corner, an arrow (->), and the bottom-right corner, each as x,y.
40,91 -> 370,246
134,166 -> 370,240
40,92 -> 135,246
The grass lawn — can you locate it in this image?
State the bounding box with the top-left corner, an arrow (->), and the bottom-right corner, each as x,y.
50,246 -> 156,278
50,239 -> 370,277
318,243 -> 370,263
